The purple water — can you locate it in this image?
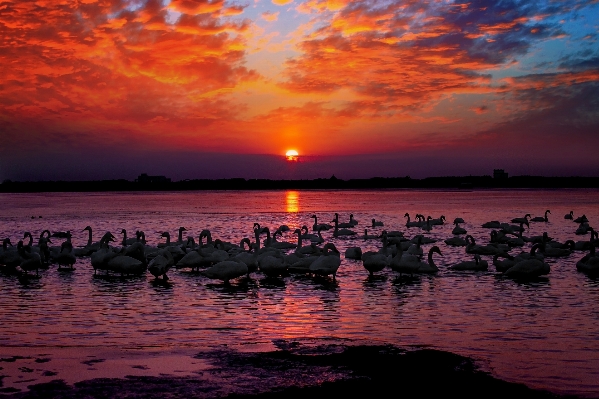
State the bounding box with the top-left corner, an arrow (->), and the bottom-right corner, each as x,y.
1,189 -> 598,397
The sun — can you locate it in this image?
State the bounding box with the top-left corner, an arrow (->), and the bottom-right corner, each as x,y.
285,149 -> 299,161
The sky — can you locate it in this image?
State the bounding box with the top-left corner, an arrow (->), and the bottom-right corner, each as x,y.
1,0 -> 598,181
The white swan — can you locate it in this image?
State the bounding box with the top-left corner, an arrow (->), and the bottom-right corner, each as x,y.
371,218 -> 384,228
576,245 -> 599,274
504,244 -> 550,278
17,240 -> 42,276
309,243 -> 341,280
449,254 -> 488,271
530,210 -> 550,222
452,222 -> 467,235
203,259 -> 248,284
56,241 -> 76,270
344,246 -> 362,260
444,236 -> 468,247
331,218 -> 356,237
466,235 -> 506,256
414,246 -> 442,274
404,213 -> 424,228
148,248 -> 174,280
311,215 -> 332,231
334,213 -> 354,229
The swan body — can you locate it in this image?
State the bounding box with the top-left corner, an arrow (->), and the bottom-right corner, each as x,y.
564,211 -> 574,220
108,255 -> 146,275
389,246 -> 421,276
576,245 -> 599,274
17,240 -> 42,275
362,229 -> 379,240
331,218 -> 356,237
450,254 -> 488,271
203,259 -> 248,283
148,249 -> 174,279
259,254 -> 288,277
309,243 -> 341,279
444,236 -> 468,247
511,214 -> 531,224
452,222 -> 467,235
345,247 -> 363,260
530,210 -> 550,222
311,215 -> 332,231
482,221 -> 501,228
56,241 -> 76,270
574,215 -> 589,224
404,213 -> 424,228
371,219 -> 384,228
430,215 -> 446,225
466,235 -> 506,256
415,246 -> 442,274
504,244 -> 550,278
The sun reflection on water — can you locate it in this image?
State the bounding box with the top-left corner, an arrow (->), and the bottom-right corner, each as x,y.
286,191 -> 299,213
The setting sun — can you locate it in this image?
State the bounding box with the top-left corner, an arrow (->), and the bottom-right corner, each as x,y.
285,150 -> 299,161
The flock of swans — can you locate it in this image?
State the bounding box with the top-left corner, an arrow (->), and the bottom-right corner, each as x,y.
1,209 -> 598,284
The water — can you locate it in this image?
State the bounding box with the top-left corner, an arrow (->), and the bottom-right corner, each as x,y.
1,189 -> 599,397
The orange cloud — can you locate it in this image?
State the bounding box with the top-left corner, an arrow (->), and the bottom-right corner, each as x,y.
261,11 -> 279,22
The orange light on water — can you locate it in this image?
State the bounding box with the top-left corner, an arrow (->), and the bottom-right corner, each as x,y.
286,191 -> 299,213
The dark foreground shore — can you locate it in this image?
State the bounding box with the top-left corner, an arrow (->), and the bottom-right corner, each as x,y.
0,343 -> 581,399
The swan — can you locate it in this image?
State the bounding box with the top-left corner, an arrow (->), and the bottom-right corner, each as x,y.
389,244 -> 421,276
482,220 -> 502,228
564,211 -> 574,220
90,233 -> 118,274
233,238 -> 259,273
288,254 -> 320,274
576,245 -> 599,274
452,222 -> 467,235
503,244 -> 550,278
444,236 -> 468,247
575,222 -> 590,235
331,218 -> 356,237
299,225 -> 318,241
311,215 -> 332,231
530,210 -> 550,222
511,214 -> 531,224
362,229 -> 379,240
107,252 -> 146,276
334,213 -> 354,229
420,216 -> 433,232
56,241 -> 76,270
349,214 -> 359,226
414,246 -> 443,274
362,252 -> 389,276
17,240 -> 42,276
574,215 -> 589,224
493,253 -> 516,273
453,217 -> 465,224
258,252 -> 288,277
344,246 -> 363,260
450,254 -> 488,271
120,229 -> 139,246
430,215 -> 446,225
404,213 -> 424,228
574,229 -> 598,251
407,235 -> 424,257
148,248 -> 175,280
0,238 -> 21,271
267,228 -> 298,250
310,228 -> 325,244
309,243 -> 341,280
361,232 -> 390,276
466,235 -> 506,256
371,219 -> 384,228
542,239 -> 574,258
203,259 -> 248,284
500,221 -> 528,235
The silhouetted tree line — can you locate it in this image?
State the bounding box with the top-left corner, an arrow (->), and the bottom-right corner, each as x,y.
2,174 -> 599,192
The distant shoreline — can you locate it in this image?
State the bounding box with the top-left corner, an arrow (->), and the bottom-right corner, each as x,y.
2,175 -> 599,193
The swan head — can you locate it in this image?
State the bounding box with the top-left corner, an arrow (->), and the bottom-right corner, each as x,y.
179,227 -> 187,232
83,226 -> 92,232
293,228 -> 302,235
430,246 -> 442,256
121,229 -> 126,234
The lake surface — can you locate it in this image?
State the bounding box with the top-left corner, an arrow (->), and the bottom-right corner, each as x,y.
1,189 -> 599,397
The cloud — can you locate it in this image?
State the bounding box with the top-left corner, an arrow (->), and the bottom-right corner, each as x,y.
272,0 -> 293,5
261,11 -> 279,22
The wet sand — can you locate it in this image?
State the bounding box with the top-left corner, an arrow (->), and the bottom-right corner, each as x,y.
0,342 -> 578,399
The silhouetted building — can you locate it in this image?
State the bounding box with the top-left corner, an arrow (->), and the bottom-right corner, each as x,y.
493,169 -> 508,179
136,173 -> 171,184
